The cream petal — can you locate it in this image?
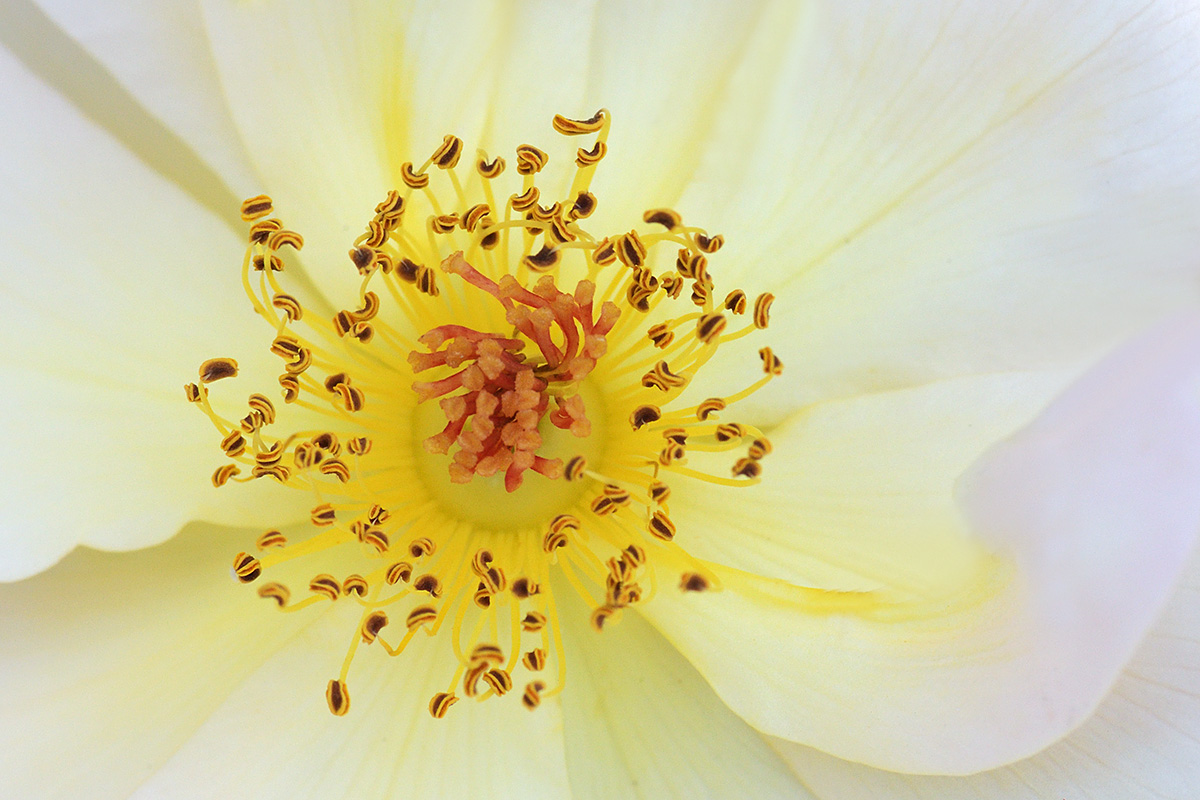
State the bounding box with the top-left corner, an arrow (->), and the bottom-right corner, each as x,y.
137,593 -> 570,798
682,1 -> 1200,420
198,0 -> 789,302
668,370 -> 1066,593
0,523 -> 315,797
6,0 -> 255,217
556,588 -> 809,799
0,45 -> 301,579
770,546 -> 1200,799
643,312 -> 1200,773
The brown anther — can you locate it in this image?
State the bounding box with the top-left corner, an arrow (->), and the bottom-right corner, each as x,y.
462,203 -> 492,232
648,511 -> 677,541
256,530 -> 287,550
257,582 -> 290,606
522,245 -> 561,272
396,257 -> 421,283
232,552 -> 262,583
511,578 -> 540,599
311,432 -> 340,453
659,442 -> 686,466
476,154 -> 505,178
254,441 -> 285,467
252,253 -> 284,272
480,566 -> 507,594
603,484 -> 632,506
522,648 -> 547,672
326,679 -> 350,716
695,233 -> 724,252
623,544 -> 647,567
416,265 -> 440,296
250,464 -> 291,482
646,323 -> 674,349
249,218 -> 283,244
724,290 -> 748,314
575,141 -> 606,167
552,110 -> 606,135
413,574 -> 443,597
350,245 -> 375,273
429,692 -> 458,719
431,213 -> 459,235
643,208 -> 682,230
615,230 -> 647,267
361,528 -> 389,554
483,669 -> 513,696
515,144 -> 549,175
470,548 -> 495,575
310,503 -> 336,527
521,611 -> 547,633
563,455 -> 587,481
470,643 -> 505,667
626,284 -> 655,313
309,574 -> 342,601
199,357 -> 238,383
342,575 -> 368,597
696,397 -> 726,421
346,436 -> 372,456
267,229 -> 304,251
332,311 -> 353,337
691,282 -> 711,307
696,312 -> 727,344
432,134 -> 464,169
590,495 -> 617,516
549,514 -> 580,535
759,346 -> 784,375
361,611 -> 389,644
272,293 -> 303,322
511,186 -> 540,212
543,528 -> 569,553
386,561 -> 414,585
675,250 -> 705,280
184,383 -> 203,403
211,463 -> 240,489
680,572 -> 711,592
473,586 -> 493,609
409,537 -> 436,558
546,214 -> 575,245
375,189 -> 404,217
219,429 -> 246,457
247,393 -> 276,425
641,360 -> 687,392
522,681 -> 546,710
239,194 -> 273,221
406,604 -> 437,629
651,274 -> 678,300
335,383 -> 366,412
529,201 -> 562,223
569,190 -> 597,220
732,457 -> 763,479
749,437 -> 773,459
367,504 -> 389,525
662,428 -> 688,446
592,236 -> 617,265
714,423 -> 745,443
400,161 -> 429,189
590,605 -> 618,631
319,458 -> 351,483
753,293 -> 775,329
648,481 -> 671,504
353,292 -> 380,321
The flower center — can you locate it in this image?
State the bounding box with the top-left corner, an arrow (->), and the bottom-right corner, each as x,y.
188,110 -> 781,719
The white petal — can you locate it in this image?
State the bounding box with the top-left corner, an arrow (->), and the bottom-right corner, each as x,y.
556,587 -> 809,799
0,46 -> 300,578
643,312 -> 1200,773
0,523 -> 314,797
8,0 -> 256,209
770,546 -> 1200,799
685,1 -> 1200,421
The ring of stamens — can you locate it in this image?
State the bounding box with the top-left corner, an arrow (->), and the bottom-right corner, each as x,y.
190,109 -> 781,719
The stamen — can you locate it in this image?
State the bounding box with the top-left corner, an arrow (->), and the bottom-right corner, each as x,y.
192,109 -> 782,719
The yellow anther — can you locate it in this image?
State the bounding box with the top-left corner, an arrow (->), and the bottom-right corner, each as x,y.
232,552 -> 262,583
326,679 -> 350,716
552,109 -> 606,135
432,134 -> 464,169
198,357 -> 238,383
257,582 -> 290,606
239,194 -> 273,221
